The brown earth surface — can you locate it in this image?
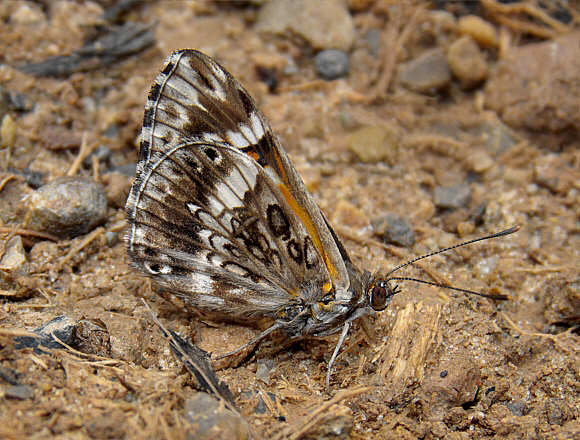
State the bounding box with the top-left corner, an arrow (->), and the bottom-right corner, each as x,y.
0,1 -> 579,439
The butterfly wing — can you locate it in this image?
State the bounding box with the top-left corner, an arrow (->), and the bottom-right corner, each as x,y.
129,50 -> 351,308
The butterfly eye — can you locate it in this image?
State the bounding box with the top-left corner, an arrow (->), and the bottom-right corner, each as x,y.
370,281 -> 389,311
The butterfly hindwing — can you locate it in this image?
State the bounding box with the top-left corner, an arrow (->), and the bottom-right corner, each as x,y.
128,137 -> 340,318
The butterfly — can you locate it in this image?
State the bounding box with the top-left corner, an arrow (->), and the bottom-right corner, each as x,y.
125,49 -> 518,393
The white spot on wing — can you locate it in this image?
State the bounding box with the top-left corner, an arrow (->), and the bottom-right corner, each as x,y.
224,263 -> 249,277
186,202 -> 202,215
226,166 -> 250,199
191,273 -> 214,293
226,130 -> 250,148
201,132 -> 223,144
263,165 -> 283,185
250,112 -> 265,139
198,294 -> 225,306
239,124 -> 257,144
134,228 -> 145,242
215,182 -> 244,209
166,76 -> 206,112
210,61 -> 228,82
197,210 -> 224,233
231,155 -> 258,188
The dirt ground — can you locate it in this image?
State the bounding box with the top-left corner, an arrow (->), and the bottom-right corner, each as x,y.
1,1 -> 579,439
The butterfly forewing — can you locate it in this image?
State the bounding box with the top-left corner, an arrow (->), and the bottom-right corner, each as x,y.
139,51 -> 263,164
127,49 -> 353,319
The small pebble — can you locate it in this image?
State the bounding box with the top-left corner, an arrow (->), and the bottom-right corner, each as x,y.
347,125 -> 398,164
399,48 -> 452,94
255,0 -> 355,51
102,124 -> 119,139
314,49 -> 349,80
24,177 -> 107,239
5,385 -> 33,400
363,28 -> 381,56
533,154 -> 575,194
506,401 -> 526,417
105,231 -> 119,247
447,35 -> 488,89
253,397 -> 267,414
466,150 -> 495,174
458,15 -> 498,49
110,163 -> 137,177
337,111 -> 361,131
255,362 -> 271,385
8,91 -> 34,111
456,221 -> 475,238
484,33 -> 580,132
0,114 -> 16,149
434,184 -> 472,209
0,236 -> 28,280
184,393 -> 251,440
475,120 -> 517,154
0,366 -> 21,385
371,213 -> 415,247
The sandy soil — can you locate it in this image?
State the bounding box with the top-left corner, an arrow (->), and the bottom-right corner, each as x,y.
0,1 -> 579,439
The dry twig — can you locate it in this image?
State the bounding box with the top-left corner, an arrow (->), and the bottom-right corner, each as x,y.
482,0 -> 572,39
55,226 -> 105,272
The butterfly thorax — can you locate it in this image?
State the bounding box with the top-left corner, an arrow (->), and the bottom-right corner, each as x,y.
275,264 -> 376,339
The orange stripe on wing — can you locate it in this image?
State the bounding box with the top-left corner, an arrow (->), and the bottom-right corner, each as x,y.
278,183 -> 336,294
246,151 -> 261,162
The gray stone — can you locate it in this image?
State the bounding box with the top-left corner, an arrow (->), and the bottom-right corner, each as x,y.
399,48 -> 452,94
314,49 -> 349,80
25,177 -> 107,239
14,315 -> 77,351
5,385 -> 33,400
434,184 -> 472,209
105,231 -> 119,247
474,119 -> 517,154
255,362 -> 271,385
506,401 -> 526,417
371,213 -> 415,247
185,393 -> 251,440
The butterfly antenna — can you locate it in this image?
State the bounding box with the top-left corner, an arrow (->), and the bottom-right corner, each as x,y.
384,226 -> 520,300
384,226 -> 519,278
387,277 -> 509,300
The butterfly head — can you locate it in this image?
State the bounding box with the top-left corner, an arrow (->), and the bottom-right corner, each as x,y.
366,277 -> 401,312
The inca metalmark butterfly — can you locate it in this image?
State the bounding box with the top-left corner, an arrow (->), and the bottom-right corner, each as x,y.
126,49 -> 518,392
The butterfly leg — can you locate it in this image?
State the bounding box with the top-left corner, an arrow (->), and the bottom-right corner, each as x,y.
326,321 -> 351,394
214,322 -> 282,360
